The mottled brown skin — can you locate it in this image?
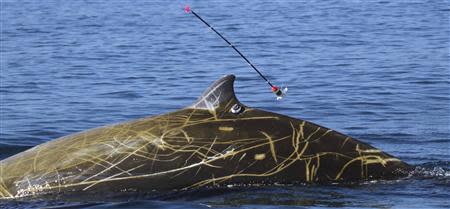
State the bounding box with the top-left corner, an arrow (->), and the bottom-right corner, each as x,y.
0,75 -> 410,199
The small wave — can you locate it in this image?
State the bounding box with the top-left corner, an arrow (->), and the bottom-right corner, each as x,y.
97,91 -> 143,99
0,144 -> 33,160
408,161 -> 450,178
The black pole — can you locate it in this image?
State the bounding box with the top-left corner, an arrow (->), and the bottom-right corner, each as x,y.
189,10 -> 274,88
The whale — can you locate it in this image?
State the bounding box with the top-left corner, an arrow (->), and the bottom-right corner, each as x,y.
0,75 -> 410,199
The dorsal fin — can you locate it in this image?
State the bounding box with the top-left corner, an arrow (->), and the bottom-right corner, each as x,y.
190,74 -> 242,111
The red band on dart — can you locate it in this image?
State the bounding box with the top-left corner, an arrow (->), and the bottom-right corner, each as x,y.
184,5 -> 191,13
271,86 -> 279,92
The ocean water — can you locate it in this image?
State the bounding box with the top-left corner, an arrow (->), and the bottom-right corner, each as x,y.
1,0 -> 449,208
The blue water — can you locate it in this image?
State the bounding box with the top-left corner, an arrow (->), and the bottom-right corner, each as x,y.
1,0 -> 449,208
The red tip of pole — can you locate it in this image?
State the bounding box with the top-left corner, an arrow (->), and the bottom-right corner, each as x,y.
184,5 -> 191,13
271,86 -> 279,92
